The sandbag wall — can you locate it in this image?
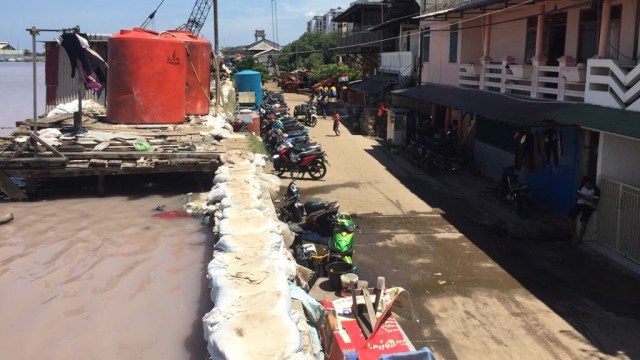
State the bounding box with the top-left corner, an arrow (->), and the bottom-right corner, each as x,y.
202,150 -> 320,360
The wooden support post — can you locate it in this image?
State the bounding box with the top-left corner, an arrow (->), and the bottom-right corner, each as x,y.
97,175 -> 106,196
0,170 -> 28,201
29,133 -> 67,158
25,177 -> 37,196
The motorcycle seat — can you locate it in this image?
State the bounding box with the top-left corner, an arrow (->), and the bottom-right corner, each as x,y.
304,201 -> 330,215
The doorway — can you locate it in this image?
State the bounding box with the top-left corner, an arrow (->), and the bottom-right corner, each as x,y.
545,12 -> 567,66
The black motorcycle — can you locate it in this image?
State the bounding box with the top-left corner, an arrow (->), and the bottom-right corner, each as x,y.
494,166 -> 528,217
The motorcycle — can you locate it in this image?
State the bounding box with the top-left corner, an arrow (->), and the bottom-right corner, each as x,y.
272,141 -> 327,179
407,139 -> 429,165
494,166 -> 528,217
421,151 -> 461,175
293,102 -> 318,127
278,181 -> 356,266
304,105 -> 318,127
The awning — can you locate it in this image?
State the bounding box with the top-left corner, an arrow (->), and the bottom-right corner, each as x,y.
392,83 -> 570,125
544,104 -> 640,139
350,75 -> 398,94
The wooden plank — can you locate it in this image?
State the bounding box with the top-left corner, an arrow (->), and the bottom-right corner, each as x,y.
30,134 -> 66,158
107,160 -> 122,167
0,170 -> 28,201
89,159 -> 108,167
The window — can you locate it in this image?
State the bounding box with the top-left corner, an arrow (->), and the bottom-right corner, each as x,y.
449,24 -> 458,63
421,28 -> 430,63
524,16 -> 537,64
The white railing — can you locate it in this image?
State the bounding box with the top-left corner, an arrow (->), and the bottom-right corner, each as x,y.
585,59 -> 640,112
597,177 -> 640,264
458,57 -> 586,101
380,51 -> 414,77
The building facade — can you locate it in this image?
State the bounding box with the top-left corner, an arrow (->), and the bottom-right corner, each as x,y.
389,0 -> 640,264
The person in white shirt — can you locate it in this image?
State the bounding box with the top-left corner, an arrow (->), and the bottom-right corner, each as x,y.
567,176 -> 600,244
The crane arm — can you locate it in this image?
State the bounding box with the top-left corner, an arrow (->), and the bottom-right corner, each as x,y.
176,0 -> 213,35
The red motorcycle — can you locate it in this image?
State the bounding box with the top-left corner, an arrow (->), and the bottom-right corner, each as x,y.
272,142 -> 328,179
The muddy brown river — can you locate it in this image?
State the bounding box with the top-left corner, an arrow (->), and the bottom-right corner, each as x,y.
1,190 -> 212,359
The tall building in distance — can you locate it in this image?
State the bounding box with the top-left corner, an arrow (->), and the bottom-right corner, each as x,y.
307,8 -> 347,34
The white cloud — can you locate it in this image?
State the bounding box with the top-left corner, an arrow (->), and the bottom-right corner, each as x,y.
305,11 -> 315,17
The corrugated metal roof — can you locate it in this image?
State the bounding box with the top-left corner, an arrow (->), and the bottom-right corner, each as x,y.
544,105 -> 640,139
392,83 -> 570,125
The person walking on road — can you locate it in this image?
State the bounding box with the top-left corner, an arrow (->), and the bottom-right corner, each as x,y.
567,176 -> 600,244
333,112 -> 342,136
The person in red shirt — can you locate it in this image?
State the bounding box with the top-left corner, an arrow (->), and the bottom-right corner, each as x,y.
333,112 -> 341,136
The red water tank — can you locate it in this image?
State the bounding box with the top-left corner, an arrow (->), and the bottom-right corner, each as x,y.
106,28 -> 186,124
166,30 -> 212,115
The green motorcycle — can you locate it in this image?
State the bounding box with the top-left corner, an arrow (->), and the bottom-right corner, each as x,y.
329,213 -> 356,264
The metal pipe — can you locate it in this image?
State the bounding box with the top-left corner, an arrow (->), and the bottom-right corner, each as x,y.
213,0 -> 221,115
29,27 -> 38,134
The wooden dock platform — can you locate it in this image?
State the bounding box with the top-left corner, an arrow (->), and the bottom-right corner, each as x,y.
0,114 -> 248,199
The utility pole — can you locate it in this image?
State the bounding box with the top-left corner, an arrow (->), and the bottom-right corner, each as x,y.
213,0 -> 221,115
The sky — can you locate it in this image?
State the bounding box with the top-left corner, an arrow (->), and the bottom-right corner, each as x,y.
1,0 -> 354,51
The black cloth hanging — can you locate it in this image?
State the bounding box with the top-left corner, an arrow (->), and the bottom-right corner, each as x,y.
60,32 -> 91,78
543,128 -> 562,166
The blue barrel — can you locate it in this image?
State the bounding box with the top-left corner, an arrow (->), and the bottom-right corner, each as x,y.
234,70 -> 263,106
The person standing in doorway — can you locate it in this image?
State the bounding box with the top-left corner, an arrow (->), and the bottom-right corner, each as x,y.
333,112 -> 342,136
567,176 -> 600,244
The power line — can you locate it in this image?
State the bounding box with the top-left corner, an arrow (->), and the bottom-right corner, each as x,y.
275,0 -> 590,58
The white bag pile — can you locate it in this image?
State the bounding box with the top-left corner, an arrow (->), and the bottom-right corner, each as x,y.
202,150 -> 317,360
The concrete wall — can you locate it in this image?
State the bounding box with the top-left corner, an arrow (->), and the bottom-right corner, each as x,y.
459,18 -> 483,64
474,142 -> 513,181
420,20 -> 463,86
598,133 -> 640,188
488,8 -> 535,64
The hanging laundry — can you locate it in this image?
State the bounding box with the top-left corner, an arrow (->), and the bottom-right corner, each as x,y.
514,131 -> 536,172
59,33 -> 102,91
543,128 -> 562,166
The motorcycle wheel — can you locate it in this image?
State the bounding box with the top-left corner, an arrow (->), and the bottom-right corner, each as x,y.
408,147 -> 422,165
307,159 -> 327,179
422,158 -> 440,176
515,195 -> 527,218
274,160 -> 286,176
494,183 -> 509,203
308,115 -> 317,127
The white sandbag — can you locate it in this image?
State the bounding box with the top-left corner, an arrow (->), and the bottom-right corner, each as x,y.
215,233 -> 284,253
253,154 -> 267,167
208,182 -> 261,203
215,162 -> 257,175
204,292 -> 301,360
207,250 -> 297,285
213,172 -> 257,184
221,150 -> 255,165
218,216 -> 279,236
221,208 -> 264,220
257,173 -> 282,198
218,194 -> 264,211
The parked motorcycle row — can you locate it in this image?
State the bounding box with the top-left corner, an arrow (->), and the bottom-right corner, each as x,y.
261,92 -> 329,180
276,180 -> 357,288
406,129 -> 470,175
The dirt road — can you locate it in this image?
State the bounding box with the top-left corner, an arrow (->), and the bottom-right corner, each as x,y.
271,83 -> 640,360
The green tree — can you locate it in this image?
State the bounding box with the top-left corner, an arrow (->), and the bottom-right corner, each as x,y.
233,57 -> 271,83
276,31 -> 338,71
310,63 -> 361,83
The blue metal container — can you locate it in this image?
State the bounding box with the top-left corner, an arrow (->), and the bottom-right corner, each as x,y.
234,70 -> 262,106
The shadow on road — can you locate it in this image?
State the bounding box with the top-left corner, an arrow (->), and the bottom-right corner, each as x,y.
360,139 -> 640,358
